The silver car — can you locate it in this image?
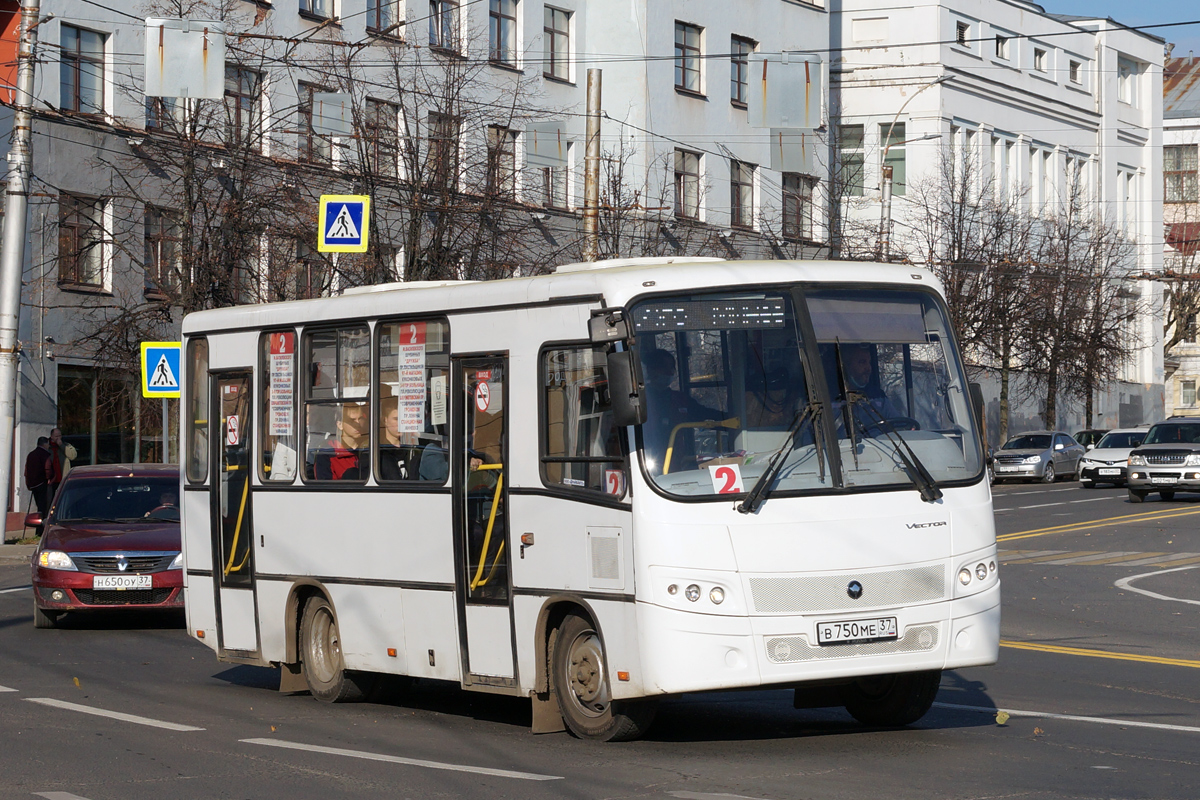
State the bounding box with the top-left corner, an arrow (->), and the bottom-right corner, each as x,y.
992,430 -> 1085,483
1078,428 -> 1147,488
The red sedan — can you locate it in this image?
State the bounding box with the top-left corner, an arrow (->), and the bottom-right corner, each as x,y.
30,464 -> 183,628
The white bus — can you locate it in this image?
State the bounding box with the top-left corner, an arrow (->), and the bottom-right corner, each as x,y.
180,257 -> 998,741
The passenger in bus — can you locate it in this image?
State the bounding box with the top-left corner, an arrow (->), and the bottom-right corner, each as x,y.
314,402 -> 368,480
744,366 -> 802,428
379,396 -> 421,480
641,348 -> 724,474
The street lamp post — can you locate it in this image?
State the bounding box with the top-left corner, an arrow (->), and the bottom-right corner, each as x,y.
878,74 -> 953,262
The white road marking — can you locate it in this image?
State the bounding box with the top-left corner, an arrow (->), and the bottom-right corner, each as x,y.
0,685 -> 16,692
670,793 -> 773,800
35,793 -> 95,800
0,585 -> 31,594
995,496 -> 1119,512
1115,565 -> 1200,606
25,698 -> 204,731
934,702 -> 1200,733
997,487 -> 1080,496
241,738 -> 562,781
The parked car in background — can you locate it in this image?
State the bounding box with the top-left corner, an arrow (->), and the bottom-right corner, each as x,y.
29,464 -> 183,628
1127,419 -> 1200,503
1078,428 -> 1148,488
992,430 -> 1085,483
1072,429 -> 1109,450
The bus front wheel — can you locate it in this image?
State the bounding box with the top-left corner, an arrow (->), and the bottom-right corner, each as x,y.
551,613 -> 657,741
300,596 -> 376,703
841,669 -> 941,727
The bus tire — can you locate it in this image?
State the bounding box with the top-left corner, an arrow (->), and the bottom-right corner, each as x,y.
33,602 -> 59,629
300,596 -> 375,703
551,613 -> 657,741
841,669 -> 941,727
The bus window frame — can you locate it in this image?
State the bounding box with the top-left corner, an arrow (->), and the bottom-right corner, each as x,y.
258,328 -> 299,485
301,321 -> 373,485
537,339 -> 631,508
184,336 -> 209,486
373,314 -> 453,487
625,281 -> 987,504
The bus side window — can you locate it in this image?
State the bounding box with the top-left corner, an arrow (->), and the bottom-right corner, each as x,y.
541,345 -> 626,498
376,319 -> 451,483
303,324 -> 370,483
259,330 -> 298,482
185,338 -> 208,483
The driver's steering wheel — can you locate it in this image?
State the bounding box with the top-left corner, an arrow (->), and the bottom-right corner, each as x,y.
145,504 -> 180,521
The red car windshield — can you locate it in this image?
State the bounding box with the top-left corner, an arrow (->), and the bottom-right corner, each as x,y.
53,476 -> 179,522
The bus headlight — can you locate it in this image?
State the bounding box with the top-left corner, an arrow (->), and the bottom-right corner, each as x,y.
709,587 -> 725,604
684,584 -> 701,602
976,563 -> 988,581
958,567 -> 972,586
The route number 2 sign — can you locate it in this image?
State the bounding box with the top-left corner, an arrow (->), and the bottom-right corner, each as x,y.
708,463 -> 744,494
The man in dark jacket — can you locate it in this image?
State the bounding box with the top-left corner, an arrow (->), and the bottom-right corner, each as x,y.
23,436 -> 52,536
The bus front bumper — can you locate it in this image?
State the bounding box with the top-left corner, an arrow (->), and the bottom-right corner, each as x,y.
634,583 -> 1000,697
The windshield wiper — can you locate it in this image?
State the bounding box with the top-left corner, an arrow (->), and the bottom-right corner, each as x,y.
845,393 -> 943,503
738,401 -> 824,514
68,517 -> 126,524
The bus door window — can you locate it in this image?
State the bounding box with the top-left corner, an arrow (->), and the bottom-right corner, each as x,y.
218,374 -> 252,586
464,364 -> 507,602
185,339 -> 208,484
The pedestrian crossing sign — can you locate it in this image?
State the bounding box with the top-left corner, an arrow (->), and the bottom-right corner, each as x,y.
318,194 -> 370,253
141,341 -> 182,399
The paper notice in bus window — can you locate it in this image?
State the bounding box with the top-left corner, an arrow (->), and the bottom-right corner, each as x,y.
430,375 -> 447,426
269,332 -> 294,436
400,400 -> 425,433
708,463 -> 744,494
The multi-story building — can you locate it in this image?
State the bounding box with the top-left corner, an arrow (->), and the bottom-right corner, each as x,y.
0,0 -> 832,515
1163,56 -> 1200,416
832,0 -> 1165,439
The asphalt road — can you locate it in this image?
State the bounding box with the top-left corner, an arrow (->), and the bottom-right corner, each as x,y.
1,479 -> 1199,799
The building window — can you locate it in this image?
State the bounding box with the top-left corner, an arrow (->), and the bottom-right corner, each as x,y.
367,0 -> 395,33
955,21 -> 969,48
487,125 -> 517,197
994,35 -> 1009,60
839,124 -> 865,197
1069,60 -> 1081,84
144,207 -> 181,296
1165,144 -> 1199,204
544,7 -> 570,81
424,111 -> 460,188
1184,381 -> 1197,407
145,97 -> 182,132
299,82 -> 333,165
782,173 -> 813,242
225,67 -> 262,149
59,195 -> 108,288
881,122 -> 906,197
1119,169 -> 1138,240
542,162 -> 569,209
674,149 -> 701,220
61,25 -> 105,114
365,99 -> 399,177
300,0 -> 333,19
270,239 -> 330,301
674,22 -> 702,94
1034,48 -> 1046,72
1118,58 -> 1137,105
490,0 -> 518,65
730,36 -> 754,107
430,0 -> 460,51
730,161 -> 755,229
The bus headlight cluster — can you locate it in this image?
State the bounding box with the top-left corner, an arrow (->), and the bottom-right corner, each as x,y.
958,560 -> 996,587
666,582 -> 727,605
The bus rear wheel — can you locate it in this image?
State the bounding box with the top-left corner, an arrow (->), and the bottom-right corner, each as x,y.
551,613 -> 657,741
300,596 -> 376,703
841,669 -> 941,727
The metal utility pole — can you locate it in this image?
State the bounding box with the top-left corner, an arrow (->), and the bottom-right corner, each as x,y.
582,69 -> 602,262
0,0 -> 43,512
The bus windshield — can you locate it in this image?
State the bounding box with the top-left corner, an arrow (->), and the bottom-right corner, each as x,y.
631,287 -> 982,498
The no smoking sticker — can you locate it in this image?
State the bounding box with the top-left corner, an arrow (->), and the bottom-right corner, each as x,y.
475,382 -> 491,412
226,415 -> 240,446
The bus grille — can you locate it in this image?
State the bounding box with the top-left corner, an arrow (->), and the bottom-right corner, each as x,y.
765,625 -> 940,663
748,565 -> 945,614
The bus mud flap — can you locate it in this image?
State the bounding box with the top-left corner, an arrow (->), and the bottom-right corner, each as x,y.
278,662 -> 307,693
531,690 -> 566,734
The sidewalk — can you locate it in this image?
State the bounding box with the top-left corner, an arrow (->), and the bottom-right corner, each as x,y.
0,540 -> 34,564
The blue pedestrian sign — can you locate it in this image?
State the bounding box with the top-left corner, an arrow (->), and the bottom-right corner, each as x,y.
141,341 -> 182,399
318,194 -> 371,253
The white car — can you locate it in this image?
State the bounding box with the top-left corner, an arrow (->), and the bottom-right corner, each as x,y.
1078,428 -> 1148,488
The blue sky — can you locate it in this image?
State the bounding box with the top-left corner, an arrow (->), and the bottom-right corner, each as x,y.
1044,1 -> 1200,57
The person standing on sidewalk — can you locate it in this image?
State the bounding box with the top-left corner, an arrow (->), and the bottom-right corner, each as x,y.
47,428 -> 71,501
23,436 -> 52,536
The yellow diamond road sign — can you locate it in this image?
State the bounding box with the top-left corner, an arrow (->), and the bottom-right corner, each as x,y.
318,194 -> 370,253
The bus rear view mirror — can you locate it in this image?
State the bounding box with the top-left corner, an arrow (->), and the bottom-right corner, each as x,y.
589,308 -> 630,344
607,350 -> 646,427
